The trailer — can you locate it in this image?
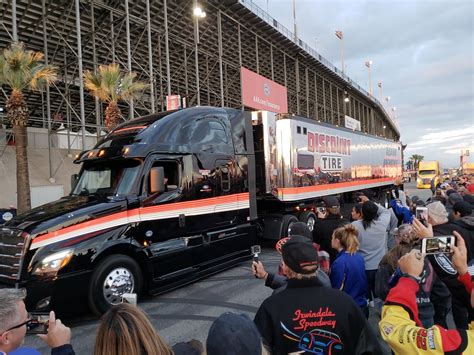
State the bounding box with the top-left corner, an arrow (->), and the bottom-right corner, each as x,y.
0,107 -> 402,315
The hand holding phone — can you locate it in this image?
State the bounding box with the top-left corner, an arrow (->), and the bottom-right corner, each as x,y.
37,311 -> 71,349
416,207 -> 429,227
451,231 -> 468,275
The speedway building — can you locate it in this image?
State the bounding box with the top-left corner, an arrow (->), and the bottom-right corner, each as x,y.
0,0 -> 400,205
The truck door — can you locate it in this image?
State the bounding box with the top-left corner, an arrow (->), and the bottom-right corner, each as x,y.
137,158 -> 197,284
191,157 -> 250,269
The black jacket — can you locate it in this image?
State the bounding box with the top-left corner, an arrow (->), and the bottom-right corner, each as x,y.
313,215 -> 349,263
254,277 -> 382,355
429,223 -> 473,329
51,345 -> 75,355
454,216 -> 474,254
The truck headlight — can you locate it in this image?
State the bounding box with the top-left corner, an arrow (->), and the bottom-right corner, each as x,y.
32,249 -> 74,276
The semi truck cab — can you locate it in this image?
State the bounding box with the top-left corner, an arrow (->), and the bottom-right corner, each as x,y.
417,161 -> 441,189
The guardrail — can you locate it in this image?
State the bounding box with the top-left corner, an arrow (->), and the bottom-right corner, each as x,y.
238,0 -> 400,135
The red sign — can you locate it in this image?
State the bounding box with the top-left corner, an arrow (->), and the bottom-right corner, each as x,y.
240,67 -> 288,113
166,95 -> 181,110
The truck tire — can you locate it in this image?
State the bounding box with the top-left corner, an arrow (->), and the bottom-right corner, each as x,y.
298,211 -> 317,232
88,255 -> 143,315
281,214 -> 298,237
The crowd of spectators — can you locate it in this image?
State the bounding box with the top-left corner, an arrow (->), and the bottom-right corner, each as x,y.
1,174 -> 473,354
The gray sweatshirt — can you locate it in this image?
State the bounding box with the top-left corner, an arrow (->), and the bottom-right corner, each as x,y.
352,204 -> 391,270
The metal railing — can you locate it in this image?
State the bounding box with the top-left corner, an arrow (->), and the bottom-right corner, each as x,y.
238,0 -> 399,135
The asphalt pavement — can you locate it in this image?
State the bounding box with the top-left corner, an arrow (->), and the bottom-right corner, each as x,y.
22,182 -> 430,354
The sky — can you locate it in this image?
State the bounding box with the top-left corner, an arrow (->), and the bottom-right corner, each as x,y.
250,0 -> 474,168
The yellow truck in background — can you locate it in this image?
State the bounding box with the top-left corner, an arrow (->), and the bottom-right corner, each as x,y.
417,161 -> 441,189
462,163 -> 474,175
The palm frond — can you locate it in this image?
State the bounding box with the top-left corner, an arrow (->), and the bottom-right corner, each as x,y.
0,42 -> 56,92
84,70 -> 112,102
29,65 -> 57,90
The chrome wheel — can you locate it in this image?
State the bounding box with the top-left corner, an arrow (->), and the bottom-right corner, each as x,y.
287,221 -> 296,236
102,267 -> 135,305
306,216 -> 316,232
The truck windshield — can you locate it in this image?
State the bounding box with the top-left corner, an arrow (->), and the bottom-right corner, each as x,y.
419,170 -> 436,175
71,160 -> 141,197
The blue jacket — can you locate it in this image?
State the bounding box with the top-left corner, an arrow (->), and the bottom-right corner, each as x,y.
330,251 -> 368,307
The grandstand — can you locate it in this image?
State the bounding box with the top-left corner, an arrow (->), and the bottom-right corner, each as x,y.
0,0 -> 400,150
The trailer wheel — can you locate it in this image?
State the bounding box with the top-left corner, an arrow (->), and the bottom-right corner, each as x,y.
298,211 -> 317,232
88,255 -> 143,315
281,215 -> 298,237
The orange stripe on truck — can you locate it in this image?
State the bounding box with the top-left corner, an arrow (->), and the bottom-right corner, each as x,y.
31,193 -> 250,248
277,177 -> 394,194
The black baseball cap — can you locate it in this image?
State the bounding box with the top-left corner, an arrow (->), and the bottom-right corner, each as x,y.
282,235 -> 319,274
323,196 -> 340,208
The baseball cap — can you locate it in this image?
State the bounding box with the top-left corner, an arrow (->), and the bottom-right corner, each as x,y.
427,201 -> 448,219
323,196 -> 340,208
206,312 -> 262,355
282,235 -> 319,274
453,201 -> 473,217
448,192 -> 463,205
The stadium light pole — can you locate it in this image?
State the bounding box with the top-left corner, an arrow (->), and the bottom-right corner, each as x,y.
193,0 -> 206,106
335,30 -> 344,74
365,60 -> 373,97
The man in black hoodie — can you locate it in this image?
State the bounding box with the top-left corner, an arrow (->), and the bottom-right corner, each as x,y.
312,196 -> 349,264
254,236 -> 381,355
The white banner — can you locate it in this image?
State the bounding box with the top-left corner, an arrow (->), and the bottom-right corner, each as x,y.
345,115 -> 361,131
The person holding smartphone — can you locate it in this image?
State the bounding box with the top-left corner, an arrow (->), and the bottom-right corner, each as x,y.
413,212 -> 473,330
0,289 -> 75,355
313,196 -> 349,264
379,244 -> 473,354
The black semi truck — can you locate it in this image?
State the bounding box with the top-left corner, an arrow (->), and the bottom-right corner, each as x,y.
0,107 -> 401,314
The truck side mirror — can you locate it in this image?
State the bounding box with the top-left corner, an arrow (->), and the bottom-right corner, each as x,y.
71,174 -> 79,190
149,166 -> 165,194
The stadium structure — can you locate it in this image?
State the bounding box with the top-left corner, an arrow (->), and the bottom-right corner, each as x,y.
0,0 -> 400,149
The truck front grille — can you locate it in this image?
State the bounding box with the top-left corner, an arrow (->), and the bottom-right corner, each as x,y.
0,228 -> 25,280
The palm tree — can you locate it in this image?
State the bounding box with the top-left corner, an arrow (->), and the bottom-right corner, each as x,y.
84,63 -> 146,130
409,154 -> 424,170
0,43 -> 57,213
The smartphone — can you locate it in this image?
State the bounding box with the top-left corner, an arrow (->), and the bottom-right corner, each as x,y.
421,236 -> 455,254
122,293 -> 137,306
416,207 -> 429,226
26,312 -> 49,334
316,207 -> 326,214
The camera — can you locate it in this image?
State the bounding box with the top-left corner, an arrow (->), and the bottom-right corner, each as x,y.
316,207 -> 326,214
251,245 -> 261,263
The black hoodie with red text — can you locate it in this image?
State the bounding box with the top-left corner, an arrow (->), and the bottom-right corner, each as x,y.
254,277 -> 381,355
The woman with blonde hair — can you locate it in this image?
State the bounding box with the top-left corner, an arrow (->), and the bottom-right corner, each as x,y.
330,224 -> 369,318
94,303 -> 173,355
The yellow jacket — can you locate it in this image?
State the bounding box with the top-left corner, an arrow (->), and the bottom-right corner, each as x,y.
380,277 -> 473,354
